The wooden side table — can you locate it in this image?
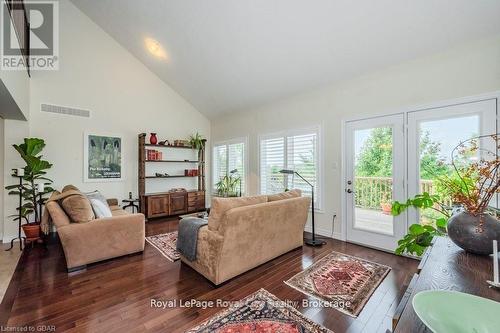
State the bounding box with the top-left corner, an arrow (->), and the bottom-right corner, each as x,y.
122,199 -> 140,213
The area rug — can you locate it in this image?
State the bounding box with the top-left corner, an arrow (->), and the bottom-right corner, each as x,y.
145,231 -> 180,261
285,251 -> 391,317
186,289 -> 332,333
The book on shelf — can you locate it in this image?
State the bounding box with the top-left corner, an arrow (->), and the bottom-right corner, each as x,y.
145,149 -> 162,161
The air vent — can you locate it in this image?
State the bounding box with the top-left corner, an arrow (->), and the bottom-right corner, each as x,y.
41,103 -> 91,118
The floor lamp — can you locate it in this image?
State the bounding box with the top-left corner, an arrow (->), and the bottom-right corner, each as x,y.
279,169 -> 325,246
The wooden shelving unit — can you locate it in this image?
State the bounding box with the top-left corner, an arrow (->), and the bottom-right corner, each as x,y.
138,133 -> 206,219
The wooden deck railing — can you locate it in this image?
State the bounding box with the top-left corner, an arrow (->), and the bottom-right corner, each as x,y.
354,176 -> 451,209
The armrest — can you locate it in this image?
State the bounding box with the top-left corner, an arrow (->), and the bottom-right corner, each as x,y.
57,213 -> 145,268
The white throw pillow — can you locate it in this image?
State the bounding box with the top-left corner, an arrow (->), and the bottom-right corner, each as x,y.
89,198 -> 113,218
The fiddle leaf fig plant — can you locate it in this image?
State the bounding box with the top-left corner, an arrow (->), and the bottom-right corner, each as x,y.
5,138 -> 54,225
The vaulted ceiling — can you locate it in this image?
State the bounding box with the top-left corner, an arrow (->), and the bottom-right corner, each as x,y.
71,0 -> 500,118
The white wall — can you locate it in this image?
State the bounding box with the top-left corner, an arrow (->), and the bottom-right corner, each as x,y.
2,0 -> 210,242
0,7 -> 30,120
211,34 -> 500,239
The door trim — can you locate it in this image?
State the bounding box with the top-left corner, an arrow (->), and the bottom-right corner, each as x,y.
340,91 -> 500,246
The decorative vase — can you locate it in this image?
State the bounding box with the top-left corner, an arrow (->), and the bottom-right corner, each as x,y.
149,133 -> 158,145
22,223 -> 41,240
447,211 -> 500,255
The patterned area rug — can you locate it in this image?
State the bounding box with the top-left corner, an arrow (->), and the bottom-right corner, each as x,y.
186,289 -> 332,333
285,251 -> 391,317
145,231 -> 180,261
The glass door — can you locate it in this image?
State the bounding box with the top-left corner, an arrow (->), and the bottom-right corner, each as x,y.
407,99 -> 497,225
344,114 -> 406,251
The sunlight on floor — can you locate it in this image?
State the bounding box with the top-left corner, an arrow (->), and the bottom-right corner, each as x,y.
0,243 -> 22,302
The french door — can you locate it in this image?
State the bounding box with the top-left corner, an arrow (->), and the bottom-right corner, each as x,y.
344,98 -> 497,252
344,114 -> 406,251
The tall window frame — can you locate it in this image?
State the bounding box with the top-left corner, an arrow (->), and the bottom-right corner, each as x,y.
259,126 -> 323,210
212,137 -> 248,195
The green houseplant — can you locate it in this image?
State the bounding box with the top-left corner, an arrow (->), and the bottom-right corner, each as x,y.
189,132 -> 205,150
393,134 -> 500,256
215,174 -> 241,197
5,138 -> 54,237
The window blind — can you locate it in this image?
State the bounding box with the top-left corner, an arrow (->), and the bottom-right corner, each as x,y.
260,130 -> 320,207
212,141 -> 246,194
260,137 -> 285,194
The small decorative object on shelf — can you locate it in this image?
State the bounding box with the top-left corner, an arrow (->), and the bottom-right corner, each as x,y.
169,188 -> 187,193
487,240 -> 500,289
149,133 -> 158,145
185,169 -> 199,177
159,140 -> 169,146
146,149 -> 163,160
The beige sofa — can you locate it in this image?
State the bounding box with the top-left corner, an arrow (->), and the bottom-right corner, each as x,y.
43,194 -> 145,272
180,190 -> 311,285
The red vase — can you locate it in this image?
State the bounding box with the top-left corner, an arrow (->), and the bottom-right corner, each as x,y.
149,133 -> 158,145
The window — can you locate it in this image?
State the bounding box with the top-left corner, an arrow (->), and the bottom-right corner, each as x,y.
260,127 -> 321,209
212,139 -> 246,195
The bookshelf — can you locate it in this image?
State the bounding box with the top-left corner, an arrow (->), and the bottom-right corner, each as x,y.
138,133 -> 206,219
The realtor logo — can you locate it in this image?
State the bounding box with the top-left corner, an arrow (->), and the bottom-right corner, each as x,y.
1,0 -> 59,71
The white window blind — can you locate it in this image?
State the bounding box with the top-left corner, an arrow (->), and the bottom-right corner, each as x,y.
212,140 -> 246,194
260,137 -> 285,194
260,129 -> 320,208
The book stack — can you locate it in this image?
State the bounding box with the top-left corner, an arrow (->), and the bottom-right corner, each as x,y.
146,149 -> 163,161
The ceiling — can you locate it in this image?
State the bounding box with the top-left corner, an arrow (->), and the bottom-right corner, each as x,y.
71,0 -> 500,118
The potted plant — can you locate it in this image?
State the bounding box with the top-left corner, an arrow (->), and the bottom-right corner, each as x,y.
189,132 -> 205,150
380,192 -> 392,215
215,174 -> 241,197
5,138 -> 54,239
392,134 -> 500,256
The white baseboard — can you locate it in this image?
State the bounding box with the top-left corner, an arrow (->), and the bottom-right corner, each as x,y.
2,235 -> 19,244
304,225 -> 343,240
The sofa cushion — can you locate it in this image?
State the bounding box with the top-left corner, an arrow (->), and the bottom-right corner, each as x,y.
61,190 -> 95,223
86,191 -> 112,218
45,200 -> 71,229
267,189 -> 302,202
208,195 -> 268,231
111,209 -> 129,217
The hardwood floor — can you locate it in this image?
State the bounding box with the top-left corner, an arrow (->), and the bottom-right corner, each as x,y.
2,218 -> 418,333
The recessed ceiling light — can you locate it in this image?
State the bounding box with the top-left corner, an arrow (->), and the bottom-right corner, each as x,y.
145,38 -> 167,59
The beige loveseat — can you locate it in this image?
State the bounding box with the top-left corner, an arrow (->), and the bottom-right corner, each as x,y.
180,189 -> 311,285
42,189 -> 145,272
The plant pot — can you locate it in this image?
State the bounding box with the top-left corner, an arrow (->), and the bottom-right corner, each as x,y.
381,203 -> 392,215
447,211 -> 500,255
22,223 -> 41,239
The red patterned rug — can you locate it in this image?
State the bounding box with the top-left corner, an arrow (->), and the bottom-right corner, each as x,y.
285,251 -> 391,317
145,231 -> 180,261
186,289 -> 332,333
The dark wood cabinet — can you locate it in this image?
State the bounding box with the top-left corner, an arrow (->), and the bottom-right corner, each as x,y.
144,190 -> 205,219
169,193 -> 187,215
146,195 -> 170,218
187,191 -> 205,212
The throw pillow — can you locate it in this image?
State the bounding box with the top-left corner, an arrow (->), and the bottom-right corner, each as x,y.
60,190 -> 95,223
86,191 -> 113,218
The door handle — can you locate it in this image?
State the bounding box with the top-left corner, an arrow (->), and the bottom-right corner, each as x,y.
346,189 -> 353,194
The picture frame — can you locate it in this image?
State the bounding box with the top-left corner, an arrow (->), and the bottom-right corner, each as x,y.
83,132 -> 124,182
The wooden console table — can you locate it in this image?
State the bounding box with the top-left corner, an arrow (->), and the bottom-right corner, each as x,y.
393,236 -> 500,332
